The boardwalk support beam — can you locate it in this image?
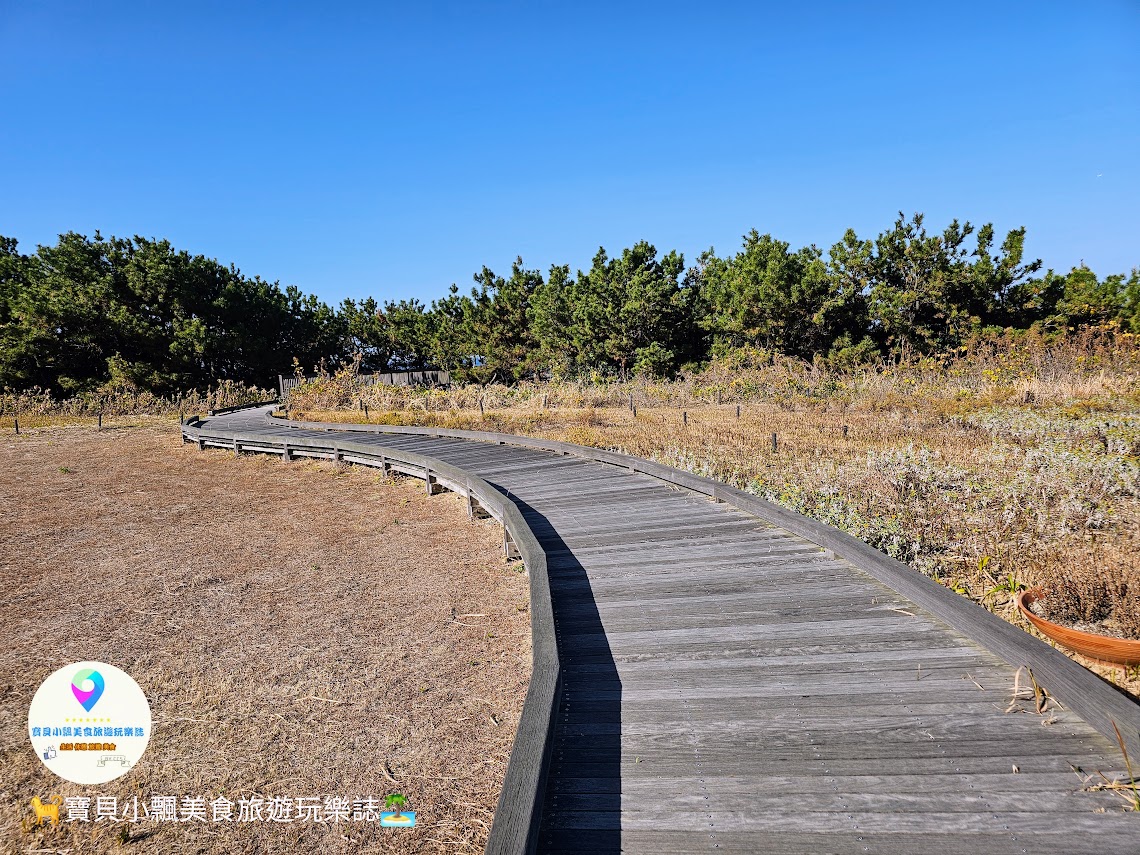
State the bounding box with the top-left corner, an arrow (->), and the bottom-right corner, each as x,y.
503,527 -> 520,560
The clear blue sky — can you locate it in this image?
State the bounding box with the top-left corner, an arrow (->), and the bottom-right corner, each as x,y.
2,1 -> 1137,306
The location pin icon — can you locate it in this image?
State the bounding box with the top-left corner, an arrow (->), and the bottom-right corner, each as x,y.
71,668 -> 105,713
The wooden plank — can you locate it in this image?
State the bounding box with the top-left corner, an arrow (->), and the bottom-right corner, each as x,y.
548,733 -> 1109,764
548,769 -> 1092,795
539,807 -> 1137,836
541,829 -> 1139,855
549,787 -> 1120,815
545,753 -> 1105,780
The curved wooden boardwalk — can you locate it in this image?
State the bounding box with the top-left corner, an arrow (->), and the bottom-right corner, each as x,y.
184,406 -> 1140,854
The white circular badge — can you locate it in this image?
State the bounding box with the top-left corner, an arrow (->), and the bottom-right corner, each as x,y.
28,661 -> 151,785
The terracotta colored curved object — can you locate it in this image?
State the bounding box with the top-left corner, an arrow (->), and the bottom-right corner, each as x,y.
1016,589 -> 1140,668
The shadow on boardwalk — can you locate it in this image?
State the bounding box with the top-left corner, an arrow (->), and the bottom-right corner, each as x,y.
512,498 -> 622,854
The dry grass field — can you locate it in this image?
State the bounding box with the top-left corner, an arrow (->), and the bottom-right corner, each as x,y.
287,335 -> 1140,698
0,419 -> 530,854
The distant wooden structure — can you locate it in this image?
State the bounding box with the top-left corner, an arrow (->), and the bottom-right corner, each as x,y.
183,405 -> 1140,854
278,369 -> 451,398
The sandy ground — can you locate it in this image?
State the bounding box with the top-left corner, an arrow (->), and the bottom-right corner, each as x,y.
0,419 -> 531,853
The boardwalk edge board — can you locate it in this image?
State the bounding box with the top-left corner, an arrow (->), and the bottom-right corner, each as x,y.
182,414 -> 557,854
204,398 -> 281,417
260,411 -> 1140,762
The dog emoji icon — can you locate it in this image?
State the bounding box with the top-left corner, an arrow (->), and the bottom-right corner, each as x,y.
30,795 -> 63,826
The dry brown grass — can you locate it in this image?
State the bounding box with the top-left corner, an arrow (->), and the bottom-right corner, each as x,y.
0,380 -> 273,420
1,419 -> 530,853
289,345 -> 1140,698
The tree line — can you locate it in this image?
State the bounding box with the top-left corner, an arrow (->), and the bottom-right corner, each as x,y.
2,213 -> 1137,394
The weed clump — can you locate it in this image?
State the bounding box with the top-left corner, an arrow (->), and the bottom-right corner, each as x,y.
1040,562 -> 1140,639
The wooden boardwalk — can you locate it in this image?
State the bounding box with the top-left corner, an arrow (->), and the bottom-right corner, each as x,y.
186,407 -> 1140,854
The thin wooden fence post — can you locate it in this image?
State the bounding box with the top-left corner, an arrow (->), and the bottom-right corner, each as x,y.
771,432 -> 778,453
628,392 -> 634,411
683,411 -> 688,426
479,397 -> 485,417
843,424 -> 849,439
736,405 -> 741,419
632,404 -> 637,418
13,417 -> 18,435
364,402 -> 369,419
97,413 -> 102,428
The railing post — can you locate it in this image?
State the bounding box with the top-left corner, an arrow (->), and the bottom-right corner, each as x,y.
282,442 -> 293,462
425,468 -> 435,496
234,441 -> 241,457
